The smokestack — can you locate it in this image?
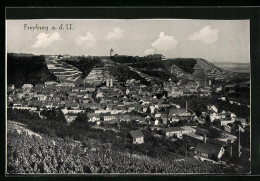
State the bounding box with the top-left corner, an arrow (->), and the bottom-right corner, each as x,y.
203,133 -> 206,143
186,101 -> 188,112
237,125 -> 241,157
229,144 -> 233,157
110,78 -> 113,87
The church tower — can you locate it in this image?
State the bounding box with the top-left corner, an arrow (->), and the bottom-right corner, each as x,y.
110,48 -> 114,57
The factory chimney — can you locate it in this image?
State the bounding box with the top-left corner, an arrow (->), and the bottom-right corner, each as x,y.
203,133 -> 207,143
237,125 -> 241,157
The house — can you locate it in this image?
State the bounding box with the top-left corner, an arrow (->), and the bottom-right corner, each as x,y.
155,113 -> 161,118
170,90 -> 184,97
170,116 -> 180,122
223,125 -> 232,133
194,143 -> 225,160
65,102 -> 79,109
64,115 -> 77,124
208,105 -> 218,113
7,84 -> 15,91
72,88 -> 80,92
22,84 -> 33,89
146,54 -> 165,60
103,115 -> 117,121
61,109 -> 85,115
182,133 -> 205,146
154,119 -> 160,126
215,86 -> 222,93
85,84 -> 96,92
227,111 -> 236,118
78,87 -> 88,92
169,109 -> 190,117
161,116 -> 168,124
80,99 -> 90,104
158,103 -> 170,108
225,84 -> 237,94
231,124 -> 245,135
180,126 -> 196,134
68,92 -> 77,97
45,81 -> 58,87
215,118 -> 235,127
235,117 -> 247,126
139,99 -> 150,105
169,109 -> 191,121
129,130 -> 144,144
195,127 -> 209,136
87,113 -> 101,122
95,90 -> 104,98
162,127 -> 184,138
79,103 -> 90,109
219,96 -> 226,101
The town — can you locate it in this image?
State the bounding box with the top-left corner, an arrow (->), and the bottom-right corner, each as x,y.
7,51 -> 250,173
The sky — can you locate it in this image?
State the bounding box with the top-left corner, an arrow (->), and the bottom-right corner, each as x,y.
6,19 -> 250,63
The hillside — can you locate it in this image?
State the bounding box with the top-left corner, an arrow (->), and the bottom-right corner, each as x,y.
107,65 -> 151,85
7,53 -> 56,87
111,57 -> 228,83
60,56 -> 234,85
7,109 -> 238,174
62,57 -> 103,78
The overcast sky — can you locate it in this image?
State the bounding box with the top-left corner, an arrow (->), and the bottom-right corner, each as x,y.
6,19 -> 250,63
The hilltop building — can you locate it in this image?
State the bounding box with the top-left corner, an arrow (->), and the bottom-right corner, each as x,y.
146,54 -> 166,60
110,48 -> 114,57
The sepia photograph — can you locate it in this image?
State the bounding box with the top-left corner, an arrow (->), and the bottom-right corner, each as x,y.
6,19 -> 251,174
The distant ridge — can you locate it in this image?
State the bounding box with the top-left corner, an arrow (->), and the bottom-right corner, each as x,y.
7,53 -> 56,87
212,62 -> 250,73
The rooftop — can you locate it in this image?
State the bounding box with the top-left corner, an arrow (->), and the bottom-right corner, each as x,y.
163,127 -> 184,133
195,143 -> 223,155
130,130 -> 144,139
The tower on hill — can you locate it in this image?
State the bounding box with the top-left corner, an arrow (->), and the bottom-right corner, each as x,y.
110,48 -> 114,57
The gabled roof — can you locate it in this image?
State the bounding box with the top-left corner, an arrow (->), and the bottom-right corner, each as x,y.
195,143 -> 223,156
163,127 -> 184,133
87,113 -> 100,118
183,133 -> 204,141
206,138 -> 227,146
130,130 -> 144,139
169,109 -> 188,114
181,126 -> 196,131
195,127 -> 209,135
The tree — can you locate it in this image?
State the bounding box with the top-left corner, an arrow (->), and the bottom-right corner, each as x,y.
72,112 -> 90,130
85,107 -> 94,113
74,112 -> 88,124
205,115 -> 211,126
41,108 -> 66,123
210,154 -> 219,162
8,102 -> 13,109
208,128 -> 221,139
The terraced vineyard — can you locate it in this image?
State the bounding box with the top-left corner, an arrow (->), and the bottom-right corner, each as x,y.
46,58 -> 83,83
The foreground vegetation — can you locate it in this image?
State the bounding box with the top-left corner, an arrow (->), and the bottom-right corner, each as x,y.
7,129 -> 237,174
7,108 -> 241,174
